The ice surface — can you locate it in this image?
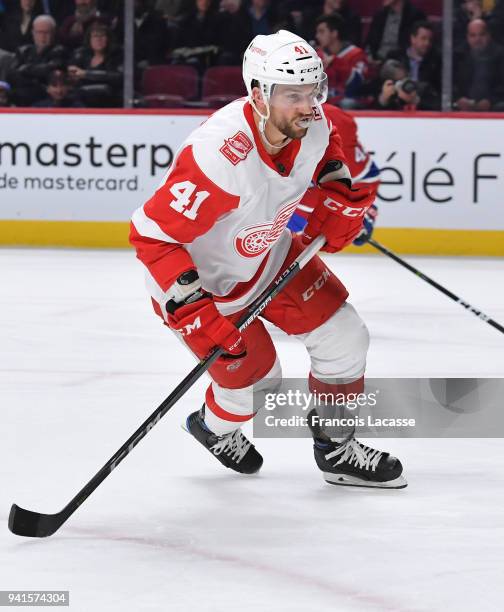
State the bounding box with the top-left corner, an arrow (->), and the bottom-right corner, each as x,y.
1,248 -> 503,611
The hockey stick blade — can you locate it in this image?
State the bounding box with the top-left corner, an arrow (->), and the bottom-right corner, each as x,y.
8,504 -> 65,538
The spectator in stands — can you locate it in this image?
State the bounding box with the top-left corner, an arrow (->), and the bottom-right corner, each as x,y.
177,0 -> 219,50
214,0 -> 252,65
489,0 -> 504,45
373,58 -> 420,109
155,0 -> 190,21
32,67 -> 83,106
1,0 -> 42,52
59,0 -> 109,50
7,14 -> 67,105
0,47 -> 14,79
155,0 -> 191,37
0,79 -> 12,106
366,0 -> 426,61
274,0 -> 319,40
44,1 -> 74,22
97,0 -> 122,13
68,19 -> 122,106
248,0 -> 275,37
133,0 -> 169,66
454,0 -> 491,49
315,14 -> 368,108
387,20 -> 441,109
453,18 -> 504,110
322,0 -> 362,47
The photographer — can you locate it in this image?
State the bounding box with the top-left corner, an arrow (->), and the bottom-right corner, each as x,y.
374,58 -> 419,110
387,20 -> 441,110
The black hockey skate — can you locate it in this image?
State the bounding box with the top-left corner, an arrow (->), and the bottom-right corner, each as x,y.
308,411 -> 407,489
185,408 -> 263,474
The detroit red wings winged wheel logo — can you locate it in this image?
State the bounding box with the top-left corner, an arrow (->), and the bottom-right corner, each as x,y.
220,131 -> 254,165
234,201 -> 299,258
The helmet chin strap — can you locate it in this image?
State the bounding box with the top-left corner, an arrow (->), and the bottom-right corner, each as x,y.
260,120 -> 292,150
251,96 -> 292,150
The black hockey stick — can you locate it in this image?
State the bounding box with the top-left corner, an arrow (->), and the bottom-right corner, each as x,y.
367,237 -> 504,335
8,235 -> 326,538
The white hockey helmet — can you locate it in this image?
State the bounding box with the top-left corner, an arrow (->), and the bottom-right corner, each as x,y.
242,30 -> 327,115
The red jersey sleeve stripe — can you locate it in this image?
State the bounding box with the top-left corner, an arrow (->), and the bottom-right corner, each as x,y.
129,221 -> 195,292
142,145 -> 240,244
131,205 -> 180,243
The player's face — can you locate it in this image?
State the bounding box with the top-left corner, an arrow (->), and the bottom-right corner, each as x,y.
268,82 -> 325,140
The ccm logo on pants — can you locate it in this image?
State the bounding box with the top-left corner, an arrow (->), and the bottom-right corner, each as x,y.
302,269 -> 331,302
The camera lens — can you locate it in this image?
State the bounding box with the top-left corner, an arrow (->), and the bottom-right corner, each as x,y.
401,79 -> 418,94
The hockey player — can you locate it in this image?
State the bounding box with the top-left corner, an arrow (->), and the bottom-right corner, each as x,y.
130,30 -> 406,489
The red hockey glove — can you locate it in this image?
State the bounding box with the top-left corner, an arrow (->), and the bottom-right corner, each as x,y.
167,295 -> 246,361
302,182 -> 376,253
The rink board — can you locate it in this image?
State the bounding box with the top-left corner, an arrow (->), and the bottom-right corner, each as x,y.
1,220 -> 503,256
0,108 -> 503,255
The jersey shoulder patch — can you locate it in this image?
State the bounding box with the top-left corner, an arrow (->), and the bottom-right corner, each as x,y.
187,100 -> 254,195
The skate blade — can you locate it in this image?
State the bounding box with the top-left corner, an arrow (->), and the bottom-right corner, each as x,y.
323,472 -> 408,489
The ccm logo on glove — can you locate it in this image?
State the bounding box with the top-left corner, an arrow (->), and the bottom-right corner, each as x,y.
302,182 -> 377,253
175,316 -> 202,336
168,295 -> 246,361
323,196 -> 370,217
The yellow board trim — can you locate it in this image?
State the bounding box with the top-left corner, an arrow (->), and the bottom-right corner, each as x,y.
0,220 -> 129,248
346,228 -> 504,257
0,220 -> 503,256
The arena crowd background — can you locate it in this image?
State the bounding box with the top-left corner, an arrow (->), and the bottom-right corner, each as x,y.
0,0 -> 503,111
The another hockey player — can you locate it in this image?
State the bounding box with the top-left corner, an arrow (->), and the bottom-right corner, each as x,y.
130,30 -> 406,489
288,101 -> 380,239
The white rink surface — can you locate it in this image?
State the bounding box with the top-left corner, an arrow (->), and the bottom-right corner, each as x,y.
1,248 -> 504,612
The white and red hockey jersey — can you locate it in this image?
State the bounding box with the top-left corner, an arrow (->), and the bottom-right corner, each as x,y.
130,99 -> 347,320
